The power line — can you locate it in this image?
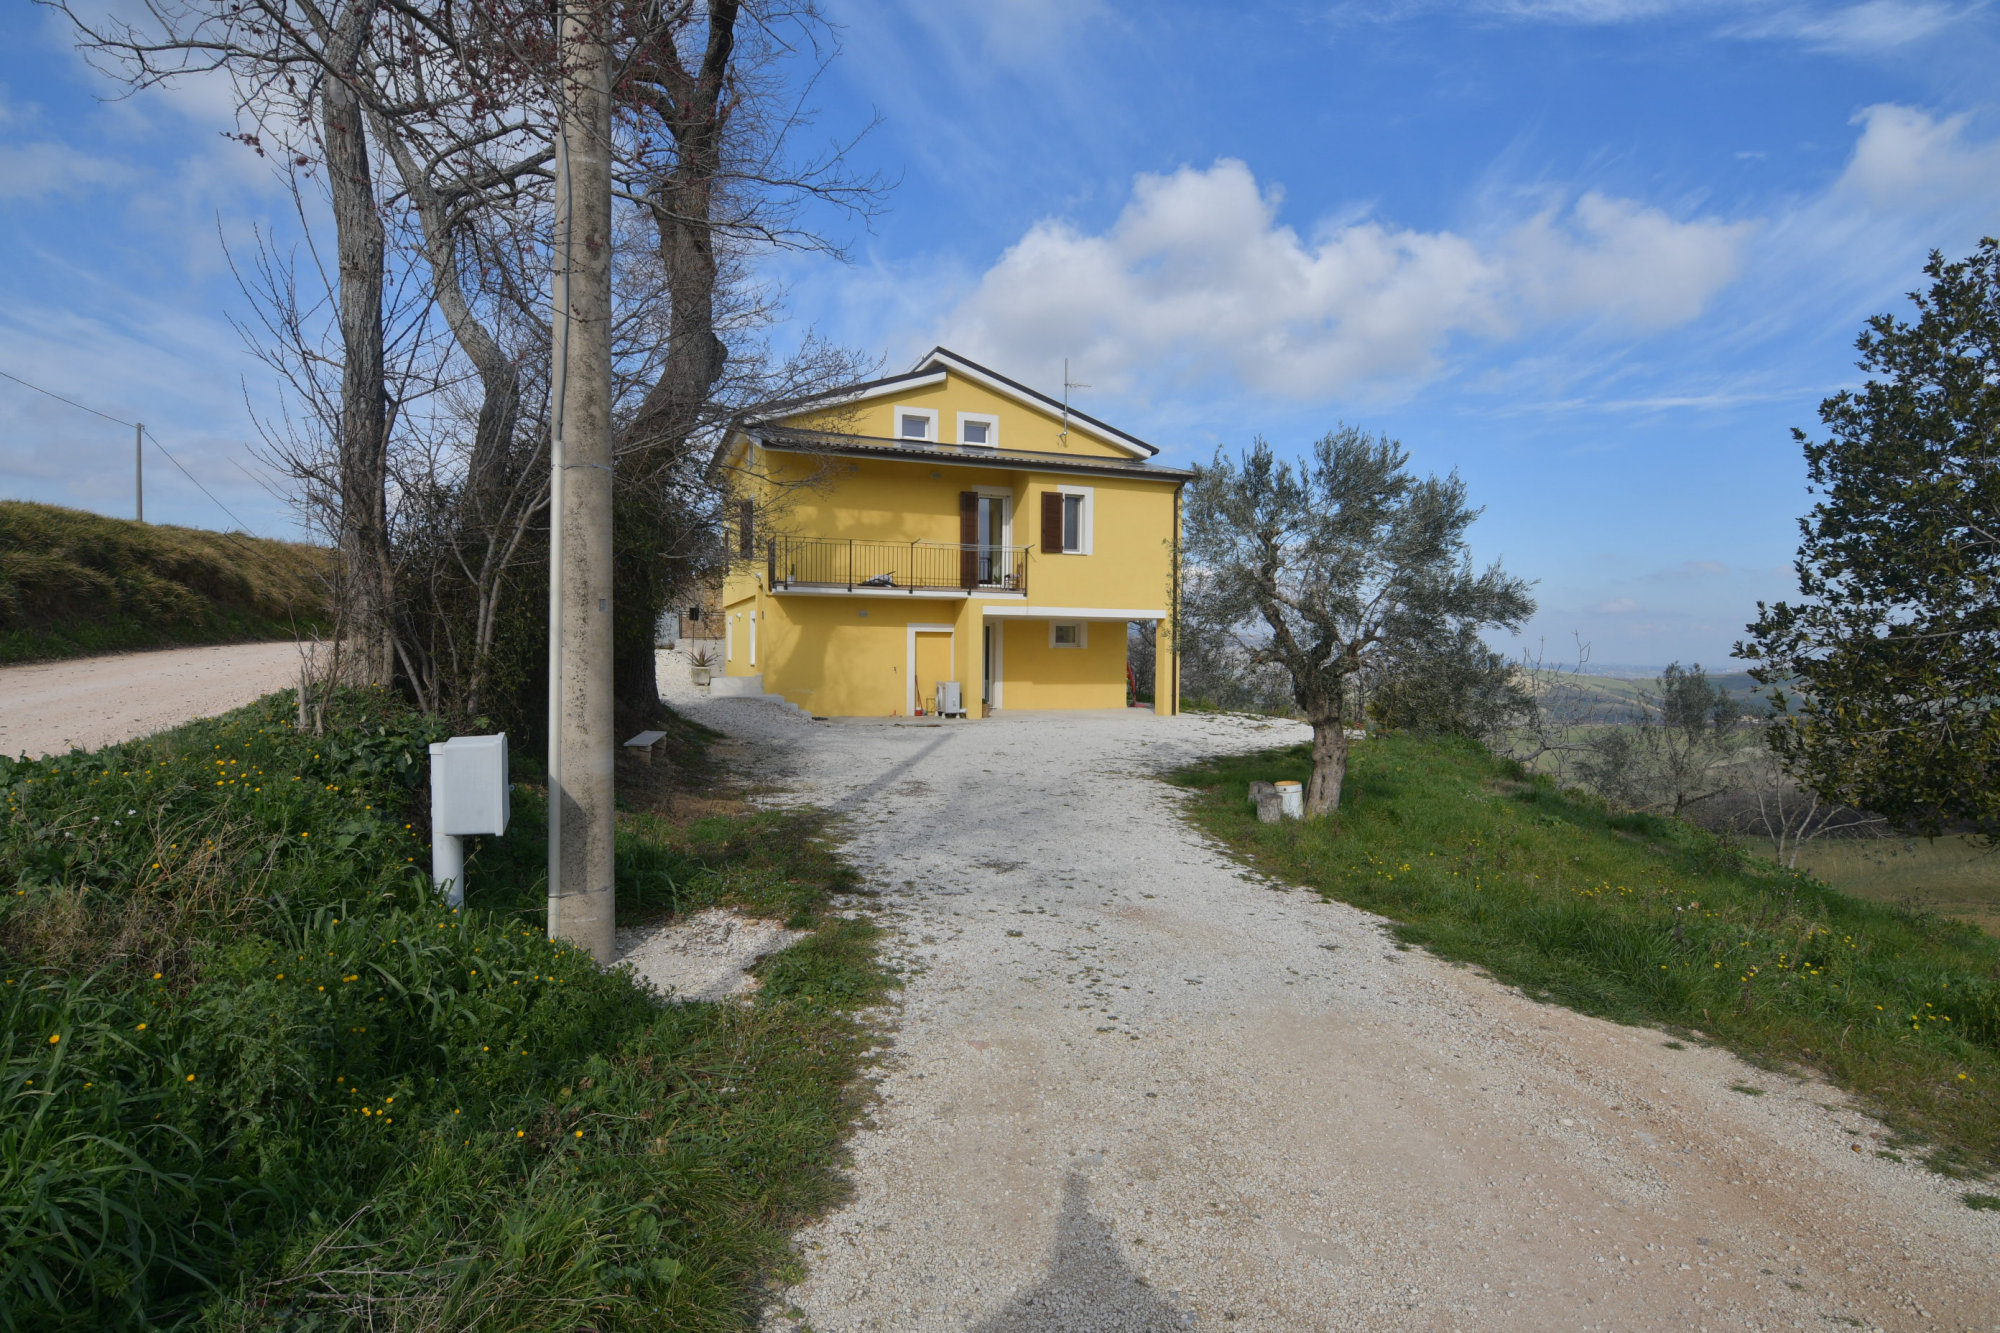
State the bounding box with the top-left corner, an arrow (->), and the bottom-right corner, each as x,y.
0,364 -> 267,536
0,367 -> 137,428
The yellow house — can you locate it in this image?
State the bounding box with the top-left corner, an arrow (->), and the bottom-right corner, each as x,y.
712,348 -> 1187,718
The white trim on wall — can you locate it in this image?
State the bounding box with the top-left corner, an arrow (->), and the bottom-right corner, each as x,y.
985,621 -> 1004,710
956,411 -> 1000,449
892,405 -> 939,442
1055,483 -> 1094,555
725,612 -> 735,662
741,370 -> 946,423
905,622 -> 956,716
749,607 -> 758,667
981,605 -> 1165,621
911,350 -> 1153,458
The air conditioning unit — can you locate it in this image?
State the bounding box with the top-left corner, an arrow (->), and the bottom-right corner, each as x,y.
935,680 -> 965,718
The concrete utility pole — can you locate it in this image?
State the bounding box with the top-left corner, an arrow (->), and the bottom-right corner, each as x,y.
546,0 -> 617,964
135,423 -> 144,522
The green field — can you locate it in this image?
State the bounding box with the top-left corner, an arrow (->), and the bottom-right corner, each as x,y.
0,501 -> 329,663
1790,836 -> 2000,938
0,690 -> 889,1329
1174,736 -> 2000,1181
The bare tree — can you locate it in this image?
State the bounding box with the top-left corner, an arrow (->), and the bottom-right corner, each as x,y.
605,0 -> 884,719
53,0 -> 400,682
1725,745 -> 1886,869
1486,635 -> 1601,786
1576,662 -> 1743,818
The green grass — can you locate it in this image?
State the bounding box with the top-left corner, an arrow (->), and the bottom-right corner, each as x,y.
0,687 -> 891,1330
0,501 -> 330,663
1172,735 -> 2000,1178
1791,836 -> 2000,938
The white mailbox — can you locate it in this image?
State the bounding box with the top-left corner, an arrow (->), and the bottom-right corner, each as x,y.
428,733 -> 510,907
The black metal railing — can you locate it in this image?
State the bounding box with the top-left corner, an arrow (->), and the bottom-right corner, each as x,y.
766,536 -> 1029,595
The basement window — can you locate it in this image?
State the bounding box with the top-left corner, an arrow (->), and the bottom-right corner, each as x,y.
1050,621 -> 1086,649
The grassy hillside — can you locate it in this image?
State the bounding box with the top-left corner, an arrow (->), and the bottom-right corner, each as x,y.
0,690 -> 890,1329
1174,736 -> 2000,1181
0,501 -> 330,663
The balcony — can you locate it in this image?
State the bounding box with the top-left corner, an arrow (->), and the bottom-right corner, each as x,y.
765,536 -> 1029,596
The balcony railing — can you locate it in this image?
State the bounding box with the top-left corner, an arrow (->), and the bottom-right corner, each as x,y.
766,536 -> 1028,595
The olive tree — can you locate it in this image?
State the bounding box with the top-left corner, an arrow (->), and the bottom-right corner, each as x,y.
1183,428 -> 1534,817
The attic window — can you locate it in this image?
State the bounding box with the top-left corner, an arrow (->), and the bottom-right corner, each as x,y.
958,412 -> 998,448
895,407 -> 937,441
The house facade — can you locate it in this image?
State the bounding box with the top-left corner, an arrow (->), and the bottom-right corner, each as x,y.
714,348 -> 1188,718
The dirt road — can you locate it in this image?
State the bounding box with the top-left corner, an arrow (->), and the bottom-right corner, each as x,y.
655,653 -> 1999,1333
0,642 -> 302,759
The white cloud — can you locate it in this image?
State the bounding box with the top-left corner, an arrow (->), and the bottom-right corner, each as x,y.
1352,0 -> 1977,48
1836,103 -> 2000,209
1729,2 -> 1969,51
1587,596 -> 1641,613
935,159 -> 1749,399
0,141 -> 133,202
1505,192 -> 1750,330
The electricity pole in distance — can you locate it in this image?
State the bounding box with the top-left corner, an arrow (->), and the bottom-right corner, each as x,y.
546,0 -> 617,964
135,423 -> 144,522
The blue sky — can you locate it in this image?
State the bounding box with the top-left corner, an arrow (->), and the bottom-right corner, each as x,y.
4,1 -> 1998,667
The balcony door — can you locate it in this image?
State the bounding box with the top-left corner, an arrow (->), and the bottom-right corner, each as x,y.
976,493 -> 1008,587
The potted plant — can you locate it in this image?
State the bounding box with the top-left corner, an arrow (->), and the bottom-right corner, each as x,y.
689,648 -> 714,687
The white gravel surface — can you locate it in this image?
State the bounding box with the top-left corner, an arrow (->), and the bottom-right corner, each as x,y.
616,906 -> 808,1002
0,641 -> 304,759
688,652 -> 1996,1330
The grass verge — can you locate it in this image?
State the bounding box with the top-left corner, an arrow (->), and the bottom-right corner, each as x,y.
0,501 -> 329,663
1171,735 -> 2000,1179
1,687 -> 891,1330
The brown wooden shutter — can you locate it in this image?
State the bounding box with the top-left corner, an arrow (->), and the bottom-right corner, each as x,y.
959,491 -> 979,588
1041,490 -> 1064,553
738,500 -> 754,558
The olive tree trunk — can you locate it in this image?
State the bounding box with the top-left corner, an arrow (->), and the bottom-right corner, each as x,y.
1307,717 -> 1349,818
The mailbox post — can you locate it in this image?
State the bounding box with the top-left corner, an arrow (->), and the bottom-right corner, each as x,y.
429,734 -> 511,907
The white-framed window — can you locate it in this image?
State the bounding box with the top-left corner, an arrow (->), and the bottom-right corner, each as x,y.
957,411 -> 999,449
1050,621 -> 1087,649
893,405 -> 938,442
1057,484 -> 1093,554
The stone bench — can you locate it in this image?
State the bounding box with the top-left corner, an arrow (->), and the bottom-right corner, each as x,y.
623,729 -> 668,764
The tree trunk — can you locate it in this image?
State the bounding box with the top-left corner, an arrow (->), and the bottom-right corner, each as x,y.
1306,717 -> 1349,818
325,0 -> 392,687
613,0 -> 741,722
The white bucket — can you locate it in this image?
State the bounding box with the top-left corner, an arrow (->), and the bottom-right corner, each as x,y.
1274,780 -> 1303,819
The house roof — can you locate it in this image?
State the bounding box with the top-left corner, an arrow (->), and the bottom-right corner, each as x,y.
740,346 -> 1159,460
743,425 -> 1193,483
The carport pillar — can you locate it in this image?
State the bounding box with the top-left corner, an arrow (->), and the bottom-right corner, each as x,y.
1152,615 -> 1178,716
959,599 -> 987,718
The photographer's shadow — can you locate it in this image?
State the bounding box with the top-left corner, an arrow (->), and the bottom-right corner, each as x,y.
971,1172 -> 1195,1332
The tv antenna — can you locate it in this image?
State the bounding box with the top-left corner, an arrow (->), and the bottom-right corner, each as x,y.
1059,357 -> 1090,449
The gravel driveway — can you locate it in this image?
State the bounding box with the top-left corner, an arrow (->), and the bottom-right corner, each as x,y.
0,641 -> 303,759
659,653 -> 2000,1333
